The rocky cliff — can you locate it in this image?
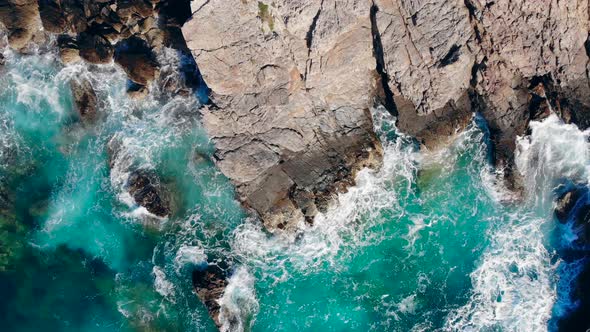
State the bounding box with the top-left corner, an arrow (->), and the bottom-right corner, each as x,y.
182,0 -> 590,209
183,0 -> 383,231
2,0 -> 590,329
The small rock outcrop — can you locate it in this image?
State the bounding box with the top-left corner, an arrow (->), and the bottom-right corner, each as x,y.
1,0 -> 205,98
114,36 -> 159,86
70,76 -> 98,123
192,264 -> 228,328
126,169 -> 171,218
183,0 -> 383,231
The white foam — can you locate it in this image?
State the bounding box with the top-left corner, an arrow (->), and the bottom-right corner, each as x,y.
173,245 -> 207,275
516,114 -> 590,207
445,114 -> 590,331
218,267 -> 259,332
152,266 -> 176,300
444,212 -> 556,331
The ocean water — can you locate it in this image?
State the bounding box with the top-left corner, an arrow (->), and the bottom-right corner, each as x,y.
1,49 -> 589,332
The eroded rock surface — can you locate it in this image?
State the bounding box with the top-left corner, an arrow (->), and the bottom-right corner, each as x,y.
70,76 -> 98,123
126,169 -> 171,218
0,0 -> 43,50
192,264 -> 228,329
183,0 -> 383,231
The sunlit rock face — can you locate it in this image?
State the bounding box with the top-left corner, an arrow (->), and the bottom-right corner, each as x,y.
183,0 -> 383,232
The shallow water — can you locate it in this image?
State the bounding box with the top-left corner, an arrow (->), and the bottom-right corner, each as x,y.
1,49 -> 589,332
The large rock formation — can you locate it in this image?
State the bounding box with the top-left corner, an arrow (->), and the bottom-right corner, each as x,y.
370,0 -> 590,189
182,0 -> 590,229
183,0 -> 383,231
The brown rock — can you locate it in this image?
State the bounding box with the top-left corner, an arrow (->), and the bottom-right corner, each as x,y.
192,264 -> 228,329
126,169 -> 171,218
0,0 -> 42,50
39,0 -> 66,33
57,34 -> 81,63
78,32 -> 114,64
114,36 -> 159,85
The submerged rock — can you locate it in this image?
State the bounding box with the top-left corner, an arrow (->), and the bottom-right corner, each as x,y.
70,76 -> 98,123
555,187 -> 590,241
555,188 -> 587,223
126,169 -> 171,218
192,263 -> 228,328
554,186 -> 590,331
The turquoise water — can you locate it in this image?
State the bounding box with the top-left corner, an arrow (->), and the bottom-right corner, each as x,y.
1,50 -> 589,331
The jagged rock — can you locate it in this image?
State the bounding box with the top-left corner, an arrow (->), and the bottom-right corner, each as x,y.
77,32 -> 114,64
114,36 -> 159,85
183,0 -> 383,231
368,0 -> 590,191
57,34 -> 81,63
0,53 -> 4,66
38,0 -> 66,33
70,76 -> 98,123
126,169 -> 171,217
192,264 -> 228,329
116,0 -> 154,26
0,0 -> 42,50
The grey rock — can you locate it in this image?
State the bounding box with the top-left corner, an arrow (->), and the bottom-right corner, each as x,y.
70,76 -> 98,123
183,0 -> 383,231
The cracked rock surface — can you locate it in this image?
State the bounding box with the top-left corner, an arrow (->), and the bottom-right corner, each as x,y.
183,0 -> 383,232
183,0 -> 590,216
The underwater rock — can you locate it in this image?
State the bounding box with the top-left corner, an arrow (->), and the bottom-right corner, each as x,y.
70,76 -> 98,123
554,186 -> 590,331
126,169 -> 171,218
114,36 -> 159,85
0,53 -> 4,66
555,186 -> 590,244
555,188 -> 586,223
192,264 -> 228,328
126,81 -> 149,99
